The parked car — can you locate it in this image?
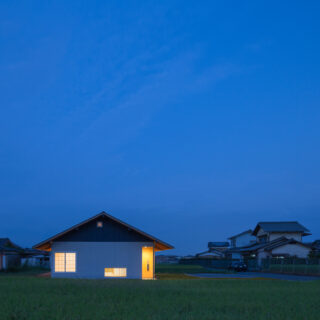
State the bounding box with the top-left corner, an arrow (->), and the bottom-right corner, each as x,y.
228,262 -> 248,272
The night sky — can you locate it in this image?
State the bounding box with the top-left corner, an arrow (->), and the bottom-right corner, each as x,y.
1,1 -> 320,255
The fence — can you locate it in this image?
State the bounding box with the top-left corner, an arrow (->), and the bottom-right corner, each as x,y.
179,258 -> 259,271
261,258 -> 320,276
180,257 -> 320,275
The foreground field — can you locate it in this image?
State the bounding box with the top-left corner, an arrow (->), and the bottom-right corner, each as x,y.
0,275 -> 319,320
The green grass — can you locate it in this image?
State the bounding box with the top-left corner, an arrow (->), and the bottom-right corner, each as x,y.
155,264 -> 232,274
0,275 -> 319,320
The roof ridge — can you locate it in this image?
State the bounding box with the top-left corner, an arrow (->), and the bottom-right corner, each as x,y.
33,211 -> 174,251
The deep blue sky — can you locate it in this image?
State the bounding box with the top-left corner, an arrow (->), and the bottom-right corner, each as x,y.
1,1 -> 320,255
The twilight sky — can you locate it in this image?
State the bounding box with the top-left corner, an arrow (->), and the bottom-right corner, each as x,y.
1,1 -> 320,255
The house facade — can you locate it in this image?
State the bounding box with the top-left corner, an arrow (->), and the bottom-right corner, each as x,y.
33,212 -> 173,279
252,222 -> 311,262
228,230 -> 256,248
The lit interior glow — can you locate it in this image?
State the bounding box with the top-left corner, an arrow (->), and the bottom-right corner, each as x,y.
55,252 -> 76,272
65,253 -> 76,272
55,253 -> 65,272
104,268 -> 127,277
97,221 -> 103,228
142,247 -> 154,279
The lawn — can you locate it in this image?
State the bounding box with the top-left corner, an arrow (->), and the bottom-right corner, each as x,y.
0,273 -> 319,320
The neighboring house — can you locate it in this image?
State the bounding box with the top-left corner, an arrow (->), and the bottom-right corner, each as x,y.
208,242 -> 229,252
194,242 -> 229,260
228,230 -> 256,248
227,236 -> 311,262
21,248 -> 50,268
226,222 -> 312,262
196,249 -> 225,259
33,211 -> 173,279
0,238 -> 22,270
252,221 -> 310,243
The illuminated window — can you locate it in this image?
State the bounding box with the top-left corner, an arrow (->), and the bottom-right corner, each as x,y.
55,253 -> 65,272
65,253 -> 76,272
54,252 -> 76,272
104,268 -> 127,277
97,221 -> 103,228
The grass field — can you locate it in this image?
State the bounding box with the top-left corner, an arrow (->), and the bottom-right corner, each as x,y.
0,270 -> 319,320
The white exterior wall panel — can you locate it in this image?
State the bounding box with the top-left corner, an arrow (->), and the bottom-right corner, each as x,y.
51,241 -> 153,279
269,233 -> 302,242
271,243 -> 310,258
234,233 -> 256,247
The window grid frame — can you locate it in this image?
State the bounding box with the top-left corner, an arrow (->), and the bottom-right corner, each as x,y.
54,252 -> 76,273
104,267 -> 127,278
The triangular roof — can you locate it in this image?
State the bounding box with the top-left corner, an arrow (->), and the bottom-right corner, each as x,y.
252,222 -> 310,236
33,211 -> 173,252
262,237 -> 311,252
228,236 -> 311,253
0,238 -> 23,253
228,229 -> 253,240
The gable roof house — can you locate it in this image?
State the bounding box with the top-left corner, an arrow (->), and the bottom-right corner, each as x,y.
226,222 -> 312,262
0,238 -> 23,270
194,242 -> 229,260
33,211 -> 173,279
251,222 -> 311,262
252,222 -> 310,243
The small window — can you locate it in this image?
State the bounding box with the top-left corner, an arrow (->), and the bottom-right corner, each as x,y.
97,221 -> 103,228
104,268 -> 127,277
55,252 -> 76,272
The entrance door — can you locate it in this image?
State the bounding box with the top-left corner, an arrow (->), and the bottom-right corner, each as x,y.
142,247 -> 154,279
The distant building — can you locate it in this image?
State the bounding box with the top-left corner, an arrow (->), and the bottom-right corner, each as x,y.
21,248 -> 50,268
227,230 -> 256,259
227,222 -> 312,262
196,249 -> 225,259
0,238 -> 50,270
228,230 -> 256,248
193,242 -> 229,260
252,221 -> 310,243
208,242 -> 229,252
0,238 -> 22,270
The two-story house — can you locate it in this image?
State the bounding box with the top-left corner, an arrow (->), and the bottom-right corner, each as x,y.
252,222 -> 310,243
227,222 -> 312,262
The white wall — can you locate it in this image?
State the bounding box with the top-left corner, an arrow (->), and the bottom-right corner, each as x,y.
271,243 -> 310,258
230,252 -> 242,260
269,233 -> 302,242
257,250 -> 269,264
51,241 -> 154,279
234,233 -> 256,248
257,229 -> 267,237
